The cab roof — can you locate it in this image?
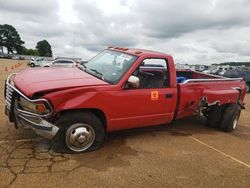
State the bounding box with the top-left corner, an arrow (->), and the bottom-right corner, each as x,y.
107,47 -> 171,58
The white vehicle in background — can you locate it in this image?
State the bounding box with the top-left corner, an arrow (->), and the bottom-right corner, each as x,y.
41,59 -> 79,67
202,70 -> 211,74
29,58 -> 80,68
218,66 -> 231,76
28,57 -> 45,67
210,66 -> 225,75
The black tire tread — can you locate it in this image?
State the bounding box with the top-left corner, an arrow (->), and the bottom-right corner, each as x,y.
220,104 -> 241,132
52,111 -> 105,153
246,83 -> 250,93
206,105 -> 225,128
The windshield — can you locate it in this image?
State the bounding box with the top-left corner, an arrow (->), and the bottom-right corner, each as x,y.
82,50 -> 137,84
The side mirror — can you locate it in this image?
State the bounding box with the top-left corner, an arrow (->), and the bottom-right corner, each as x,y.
127,75 -> 139,88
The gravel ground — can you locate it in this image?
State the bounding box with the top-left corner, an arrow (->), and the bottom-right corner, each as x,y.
0,59 -> 249,188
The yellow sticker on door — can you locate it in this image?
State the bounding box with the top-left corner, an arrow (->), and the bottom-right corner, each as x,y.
151,91 -> 159,101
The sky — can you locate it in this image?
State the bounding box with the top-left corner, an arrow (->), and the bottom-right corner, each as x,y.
0,0 -> 250,64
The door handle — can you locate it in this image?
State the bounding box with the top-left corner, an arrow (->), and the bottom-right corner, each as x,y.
165,93 -> 173,98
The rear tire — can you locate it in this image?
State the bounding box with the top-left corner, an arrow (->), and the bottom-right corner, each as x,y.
52,111 -> 105,153
246,83 -> 250,93
219,104 -> 241,132
206,105 -> 225,128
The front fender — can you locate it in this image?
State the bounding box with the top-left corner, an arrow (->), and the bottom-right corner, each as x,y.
42,86 -> 114,125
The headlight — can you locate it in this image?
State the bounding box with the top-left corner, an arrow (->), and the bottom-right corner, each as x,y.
18,97 -> 51,115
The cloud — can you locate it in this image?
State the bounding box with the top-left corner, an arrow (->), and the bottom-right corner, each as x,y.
133,0 -> 250,38
0,0 -> 250,64
0,0 -> 58,15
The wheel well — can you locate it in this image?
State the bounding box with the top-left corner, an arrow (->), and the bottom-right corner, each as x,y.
88,109 -> 107,130
59,108 -> 107,130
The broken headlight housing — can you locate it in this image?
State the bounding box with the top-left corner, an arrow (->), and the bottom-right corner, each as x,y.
18,96 -> 51,115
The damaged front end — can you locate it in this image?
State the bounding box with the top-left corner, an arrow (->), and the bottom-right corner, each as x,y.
4,73 -> 59,139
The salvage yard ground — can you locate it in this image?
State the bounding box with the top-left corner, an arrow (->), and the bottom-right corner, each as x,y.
0,59 -> 250,188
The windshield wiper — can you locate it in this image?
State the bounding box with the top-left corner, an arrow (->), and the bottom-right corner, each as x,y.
90,68 -> 103,76
90,68 -> 105,80
79,64 -> 87,71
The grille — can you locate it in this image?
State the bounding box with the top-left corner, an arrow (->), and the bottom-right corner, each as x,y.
5,83 -> 15,110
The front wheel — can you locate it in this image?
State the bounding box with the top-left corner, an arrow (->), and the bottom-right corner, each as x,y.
52,111 -> 105,153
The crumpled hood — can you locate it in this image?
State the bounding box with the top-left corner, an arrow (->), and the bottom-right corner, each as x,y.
14,67 -> 108,97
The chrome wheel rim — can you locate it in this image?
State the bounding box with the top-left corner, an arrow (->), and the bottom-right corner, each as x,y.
233,115 -> 239,130
66,123 -> 95,152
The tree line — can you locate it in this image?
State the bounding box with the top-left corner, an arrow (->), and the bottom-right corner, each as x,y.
213,62 -> 250,67
0,24 -> 52,57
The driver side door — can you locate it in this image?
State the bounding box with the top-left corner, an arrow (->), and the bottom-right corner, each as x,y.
109,58 -> 177,131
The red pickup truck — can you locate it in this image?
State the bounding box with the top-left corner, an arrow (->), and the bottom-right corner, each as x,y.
5,47 -> 246,153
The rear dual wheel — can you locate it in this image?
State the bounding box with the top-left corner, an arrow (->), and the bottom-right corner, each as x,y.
246,83 -> 250,93
206,104 -> 241,132
219,104 -> 241,132
206,105 -> 225,128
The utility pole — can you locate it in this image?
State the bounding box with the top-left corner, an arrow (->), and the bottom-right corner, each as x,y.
73,31 -> 75,58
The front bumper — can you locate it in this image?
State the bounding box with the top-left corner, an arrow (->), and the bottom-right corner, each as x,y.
4,73 -> 59,140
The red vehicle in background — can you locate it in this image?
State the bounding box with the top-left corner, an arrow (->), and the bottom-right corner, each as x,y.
5,47 -> 246,153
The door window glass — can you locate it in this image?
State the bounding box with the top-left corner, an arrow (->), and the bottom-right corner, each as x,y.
131,58 -> 169,89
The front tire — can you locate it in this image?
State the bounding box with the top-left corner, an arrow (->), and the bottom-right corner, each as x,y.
219,104 -> 241,132
52,111 -> 105,153
30,63 -> 35,67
